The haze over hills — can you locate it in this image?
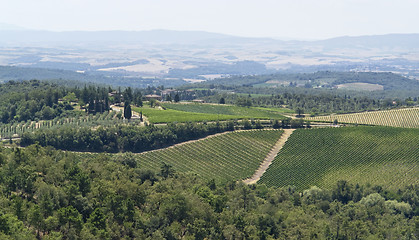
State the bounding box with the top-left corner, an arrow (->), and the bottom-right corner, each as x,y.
1,27 -> 419,49
317,33 -> 419,50
1,27 -> 419,86
0,28 -> 279,46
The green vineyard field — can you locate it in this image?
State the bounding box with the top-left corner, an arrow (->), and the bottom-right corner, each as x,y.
0,111 -> 123,140
163,103 -> 290,118
305,107 -> 419,128
259,126 -> 419,191
133,106 -> 238,123
133,129 -> 283,183
134,103 -> 287,123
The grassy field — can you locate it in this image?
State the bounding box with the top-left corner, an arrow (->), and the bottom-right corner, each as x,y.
163,103 -> 287,118
132,129 -> 283,183
133,103 -> 287,123
258,126 -> 419,191
305,107 -> 419,128
133,106 -> 239,123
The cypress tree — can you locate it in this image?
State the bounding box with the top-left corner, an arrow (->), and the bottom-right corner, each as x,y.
124,102 -> 132,120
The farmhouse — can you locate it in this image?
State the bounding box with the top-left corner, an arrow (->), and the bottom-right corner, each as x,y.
145,94 -> 162,101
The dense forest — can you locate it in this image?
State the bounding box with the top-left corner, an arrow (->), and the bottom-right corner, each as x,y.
0,145 -> 417,239
203,91 -> 418,115
20,121 -> 237,153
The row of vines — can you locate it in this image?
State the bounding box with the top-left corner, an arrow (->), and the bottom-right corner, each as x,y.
0,111 -> 131,139
259,126 -> 419,191
133,129 -> 283,183
305,107 -> 419,128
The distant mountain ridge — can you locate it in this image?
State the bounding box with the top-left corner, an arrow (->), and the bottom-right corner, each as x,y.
0,28 -> 418,49
0,29 -> 277,45
317,33 -> 419,50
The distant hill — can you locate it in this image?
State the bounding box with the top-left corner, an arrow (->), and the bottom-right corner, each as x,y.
0,65 -> 186,88
2,29 -> 418,50
0,29 -> 277,46
316,33 -> 419,50
203,71 -> 419,91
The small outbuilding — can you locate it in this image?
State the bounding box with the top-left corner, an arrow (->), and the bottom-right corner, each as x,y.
145,94 -> 162,101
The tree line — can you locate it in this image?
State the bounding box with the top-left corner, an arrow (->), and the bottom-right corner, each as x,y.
19,118 -> 313,153
20,121 -> 236,153
208,91 -> 418,115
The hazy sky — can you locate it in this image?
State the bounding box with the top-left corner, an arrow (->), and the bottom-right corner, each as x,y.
1,0 -> 419,39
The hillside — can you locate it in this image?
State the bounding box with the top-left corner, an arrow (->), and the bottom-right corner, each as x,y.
317,33 -> 419,50
259,126 -> 419,190
131,129 -> 283,183
0,66 -> 186,88
0,144 -> 416,239
305,107 -> 419,128
201,71 -> 419,91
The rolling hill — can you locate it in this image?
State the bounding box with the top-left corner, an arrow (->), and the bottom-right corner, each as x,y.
259,126 -> 419,191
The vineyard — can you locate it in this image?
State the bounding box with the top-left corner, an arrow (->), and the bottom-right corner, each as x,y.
305,107 -> 419,128
0,111 -> 127,140
130,129 -> 283,183
133,106 -> 238,123
133,103 -> 287,123
163,103 -> 290,118
258,126 -> 419,191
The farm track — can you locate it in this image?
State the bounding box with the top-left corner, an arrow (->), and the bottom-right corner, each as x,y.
110,105 -> 148,125
243,128 -> 295,184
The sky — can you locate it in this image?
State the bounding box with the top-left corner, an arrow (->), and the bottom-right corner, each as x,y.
1,0 -> 419,40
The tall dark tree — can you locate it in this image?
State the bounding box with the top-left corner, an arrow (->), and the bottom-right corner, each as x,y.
174,93 -> 180,103
296,108 -> 304,117
124,87 -> 133,103
124,102 -> 132,120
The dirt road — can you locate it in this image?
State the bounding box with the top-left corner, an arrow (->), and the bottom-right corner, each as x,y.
243,128 -> 295,185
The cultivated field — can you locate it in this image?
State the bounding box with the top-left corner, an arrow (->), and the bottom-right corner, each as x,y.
0,111 -> 122,140
135,103 -> 287,123
259,126 -> 419,191
134,129 -> 283,183
336,82 -> 384,91
305,107 -> 419,128
133,106 -> 239,123
163,103 -> 289,117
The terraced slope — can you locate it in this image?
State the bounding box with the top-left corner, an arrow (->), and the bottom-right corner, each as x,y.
135,129 -> 283,183
305,107 -> 419,128
259,126 -> 419,191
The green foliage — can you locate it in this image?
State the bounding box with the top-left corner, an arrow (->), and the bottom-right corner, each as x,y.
134,106 -> 240,123
259,126 -> 419,190
235,97 -> 252,107
174,93 -> 180,102
123,102 -> 132,120
158,103 -> 287,123
0,145 -> 417,239
20,121 -> 237,153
